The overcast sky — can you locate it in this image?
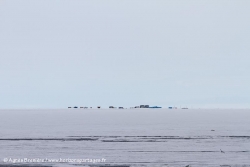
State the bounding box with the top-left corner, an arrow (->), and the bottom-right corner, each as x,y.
0,0 -> 250,109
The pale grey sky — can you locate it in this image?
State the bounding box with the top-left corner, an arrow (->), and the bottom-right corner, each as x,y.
0,0 -> 250,109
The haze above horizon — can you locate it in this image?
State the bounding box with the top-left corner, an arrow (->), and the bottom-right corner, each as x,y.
0,1 -> 250,109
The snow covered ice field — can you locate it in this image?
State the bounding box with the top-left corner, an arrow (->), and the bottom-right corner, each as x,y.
0,109 -> 249,167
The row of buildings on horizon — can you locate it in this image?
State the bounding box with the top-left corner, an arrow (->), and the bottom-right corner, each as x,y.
67,105 -> 189,109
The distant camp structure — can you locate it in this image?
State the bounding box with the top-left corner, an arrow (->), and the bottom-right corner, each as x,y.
168,107 -> 177,109
68,104 -> 163,109
149,106 -> 162,108
140,105 -> 149,108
